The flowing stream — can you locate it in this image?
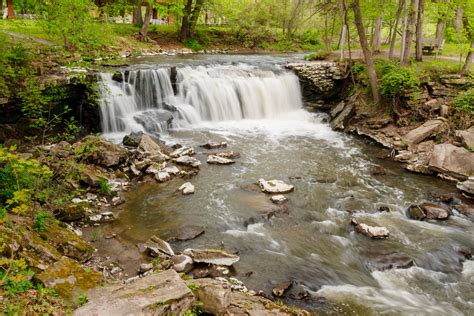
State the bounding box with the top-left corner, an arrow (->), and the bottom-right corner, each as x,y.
98,55 -> 474,315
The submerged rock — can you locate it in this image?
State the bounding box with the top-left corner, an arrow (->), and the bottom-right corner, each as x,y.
270,195 -> 288,204
38,256 -> 102,302
258,179 -> 294,194
351,219 -> 389,239
73,270 -> 195,316
179,182 -> 195,195
183,248 -> 240,266
215,151 -> 240,159
168,225 -> 204,241
173,156 -> 201,168
207,155 -> 235,165
200,142 -> 228,149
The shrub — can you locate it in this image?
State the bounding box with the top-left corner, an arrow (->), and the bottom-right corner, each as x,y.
454,89 -> 474,114
184,39 -> 204,52
304,50 -> 332,61
98,177 -> 111,195
34,211 -> 49,232
375,59 -> 420,97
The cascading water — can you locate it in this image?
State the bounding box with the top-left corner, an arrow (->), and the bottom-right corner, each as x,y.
98,64 -> 303,137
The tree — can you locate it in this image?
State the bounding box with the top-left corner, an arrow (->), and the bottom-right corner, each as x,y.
137,1 -> 152,41
389,0 -> 405,59
352,0 -> 381,104
180,0 -> 205,41
133,0 -> 143,25
461,2 -> 473,74
402,0 -> 418,65
415,0 -> 424,61
7,0 -> 15,19
372,0 -> 385,53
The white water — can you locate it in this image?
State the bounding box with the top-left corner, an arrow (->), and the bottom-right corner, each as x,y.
98,64 -> 303,137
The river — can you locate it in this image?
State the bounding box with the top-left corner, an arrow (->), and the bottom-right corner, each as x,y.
97,54 -> 474,315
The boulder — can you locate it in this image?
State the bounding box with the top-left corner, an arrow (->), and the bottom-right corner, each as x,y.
144,235 -> 175,258
122,131 -> 144,147
54,203 -> 87,222
408,203 -> 449,220
207,155 -> 235,165
429,144 -> 474,180
179,182 -> 195,195
330,101 -> 346,118
331,102 -> 355,131
171,255 -> 194,273
453,204 -> 474,221
170,146 -> 195,158
37,256 -> 102,302
137,134 -> 169,161
185,278 -> 231,314
456,126 -> 474,150
155,171 -> 171,182
457,177 -> 474,195
163,166 -> 180,175
183,248 -> 240,266
258,179 -> 294,194
86,138 -> 128,167
351,219 -> 389,239
227,291 -> 310,315
200,142 -> 228,149
73,270 -> 195,316
403,119 -> 447,146
270,195 -> 288,204
272,281 -> 293,297
139,263 -> 154,274
173,156 -> 201,168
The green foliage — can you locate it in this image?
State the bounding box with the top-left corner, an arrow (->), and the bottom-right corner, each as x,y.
0,258 -> 34,296
304,50 -> 332,61
375,60 -> 420,97
34,211 -> 49,232
351,62 -> 366,76
0,146 -> 52,204
41,0 -> 106,52
76,293 -> 88,306
98,177 -> 111,195
184,38 -> 204,51
151,258 -> 161,268
186,283 -> 200,291
454,89 -> 474,114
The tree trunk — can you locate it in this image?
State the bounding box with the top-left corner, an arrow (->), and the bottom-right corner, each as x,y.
372,0 -> 385,53
461,40 -> 473,75
389,0 -> 404,59
415,0 -> 424,61
454,6 -> 463,35
0,0 -> 3,17
339,0 -> 347,61
352,0 -> 381,104
180,0 -> 193,40
188,0 -> 204,37
138,2 -> 152,41
402,0 -> 418,65
133,0 -> 143,25
435,19 -> 444,46
400,0 -> 408,62
7,0 -> 14,19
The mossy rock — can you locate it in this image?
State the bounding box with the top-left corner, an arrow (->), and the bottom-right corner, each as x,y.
54,202 -> 88,222
37,256 -> 102,302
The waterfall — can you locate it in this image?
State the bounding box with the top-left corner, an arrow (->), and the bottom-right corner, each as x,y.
98,64 -> 303,136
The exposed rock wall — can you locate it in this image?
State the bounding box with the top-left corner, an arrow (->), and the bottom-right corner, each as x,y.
286,62 -> 344,99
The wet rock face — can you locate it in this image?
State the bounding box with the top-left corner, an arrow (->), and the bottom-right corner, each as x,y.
207,155 -> 235,165
457,177 -> 474,196
351,219 -> 389,239
286,62 -> 343,99
122,131 -> 144,147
